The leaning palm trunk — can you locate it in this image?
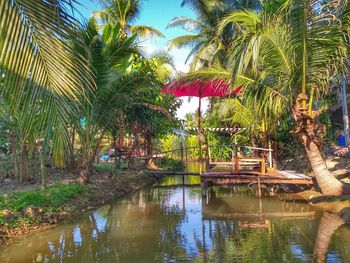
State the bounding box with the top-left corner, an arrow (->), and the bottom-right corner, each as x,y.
313,212 -> 345,263
293,94 -> 344,196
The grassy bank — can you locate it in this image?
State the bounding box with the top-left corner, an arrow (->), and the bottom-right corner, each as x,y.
0,171 -> 156,244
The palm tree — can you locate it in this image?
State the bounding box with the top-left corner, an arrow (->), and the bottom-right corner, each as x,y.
94,0 -> 164,40
71,19 -> 160,183
0,0 -> 94,186
213,98 -> 274,147
217,0 -> 350,195
167,0 -> 261,70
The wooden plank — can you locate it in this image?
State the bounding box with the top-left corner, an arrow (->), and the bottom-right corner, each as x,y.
145,171 -> 201,176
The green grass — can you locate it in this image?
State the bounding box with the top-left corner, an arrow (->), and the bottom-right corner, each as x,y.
94,162 -> 129,171
0,183 -> 89,226
156,158 -> 183,170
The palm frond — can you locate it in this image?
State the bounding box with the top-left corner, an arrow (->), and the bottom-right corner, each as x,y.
167,17 -> 204,32
167,35 -> 199,50
128,25 -> 165,40
0,0 -> 94,106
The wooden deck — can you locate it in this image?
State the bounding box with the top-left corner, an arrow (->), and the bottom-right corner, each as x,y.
202,155 -> 313,186
146,168 -> 313,186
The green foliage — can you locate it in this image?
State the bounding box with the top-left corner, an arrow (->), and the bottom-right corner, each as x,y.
0,126 -> 8,154
0,183 -> 88,215
207,133 -> 232,160
0,0 -> 95,164
94,0 -> 164,40
94,163 -> 128,171
158,159 -> 183,170
318,112 -> 335,142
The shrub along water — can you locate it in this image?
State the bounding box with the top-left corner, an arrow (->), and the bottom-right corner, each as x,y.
0,184 -> 89,227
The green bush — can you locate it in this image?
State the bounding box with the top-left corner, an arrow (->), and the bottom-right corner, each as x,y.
0,183 -> 89,214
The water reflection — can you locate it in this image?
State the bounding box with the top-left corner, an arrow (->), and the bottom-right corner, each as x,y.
1,183 -> 350,263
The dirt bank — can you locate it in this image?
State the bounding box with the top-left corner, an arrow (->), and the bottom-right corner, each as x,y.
0,171 -> 157,245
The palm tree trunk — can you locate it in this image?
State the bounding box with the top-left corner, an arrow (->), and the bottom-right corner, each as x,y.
144,129 -> 157,169
40,151 -> 47,190
294,94 -> 344,195
78,158 -> 94,184
9,131 -> 19,180
300,134 -> 343,195
313,213 -> 345,263
20,143 -> 31,182
78,131 -> 105,184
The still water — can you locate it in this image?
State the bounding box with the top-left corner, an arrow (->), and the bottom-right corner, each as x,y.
1,176 -> 350,263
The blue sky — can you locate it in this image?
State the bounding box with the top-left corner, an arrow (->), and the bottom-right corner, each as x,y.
78,0 -> 208,118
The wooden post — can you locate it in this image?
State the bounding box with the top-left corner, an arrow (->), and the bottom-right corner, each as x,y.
231,148 -> 234,173
260,159 -> 266,175
234,157 -> 239,174
180,142 -> 184,171
198,97 -> 203,174
201,181 -> 207,198
268,140 -> 273,168
205,135 -> 210,172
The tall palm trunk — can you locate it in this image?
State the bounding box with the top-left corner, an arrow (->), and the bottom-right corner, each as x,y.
313,213 -> 345,263
20,143 -> 32,182
294,94 -> 344,196
9,131 -> 19,180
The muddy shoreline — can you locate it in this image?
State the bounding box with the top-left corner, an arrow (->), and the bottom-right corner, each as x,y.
0,171 -> 157,246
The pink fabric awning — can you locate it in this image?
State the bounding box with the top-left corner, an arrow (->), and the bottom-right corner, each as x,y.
162,79 -> 242,98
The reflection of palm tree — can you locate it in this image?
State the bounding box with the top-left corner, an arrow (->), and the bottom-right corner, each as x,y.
313,213 -> 345,263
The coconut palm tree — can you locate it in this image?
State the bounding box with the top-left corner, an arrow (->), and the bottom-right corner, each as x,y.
0,0 -> 94,185
213,98 -> 275,147
70,19 -> 161,183
167,0 -> 261,70
217,0 -> 350,195
179,0 -> 350,195
94,0 -> 164,40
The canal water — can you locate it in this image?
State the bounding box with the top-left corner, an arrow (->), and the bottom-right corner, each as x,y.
1,176 -> 350,262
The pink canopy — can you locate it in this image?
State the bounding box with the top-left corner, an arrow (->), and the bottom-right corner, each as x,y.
162,79 -> 241,172
162,79 -> 242,98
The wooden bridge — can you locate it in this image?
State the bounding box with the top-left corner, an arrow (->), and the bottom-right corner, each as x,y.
148,144 -> 314,188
